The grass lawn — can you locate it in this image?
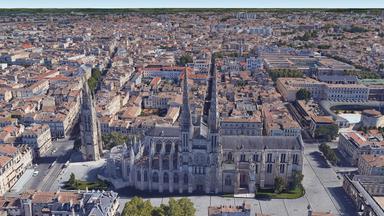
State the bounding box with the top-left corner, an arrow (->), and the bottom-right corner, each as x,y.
63,179 -> 109,191
255,187 -> 305,199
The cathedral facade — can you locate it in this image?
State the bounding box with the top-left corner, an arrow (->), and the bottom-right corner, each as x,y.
105,59 -> 304,194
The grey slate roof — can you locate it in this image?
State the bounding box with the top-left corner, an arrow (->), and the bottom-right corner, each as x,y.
220,136 -> 304,151
146,126 -> 180,137
318,75 -> 358,83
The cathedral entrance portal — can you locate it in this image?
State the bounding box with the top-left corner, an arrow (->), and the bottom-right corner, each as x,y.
196,185 -> 204,193
240,173 -> 248,189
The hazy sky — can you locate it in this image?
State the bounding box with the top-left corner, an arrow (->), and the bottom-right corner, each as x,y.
2,0 -> 384,8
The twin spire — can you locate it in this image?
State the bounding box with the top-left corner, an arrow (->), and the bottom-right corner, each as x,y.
181,67 -> 192,132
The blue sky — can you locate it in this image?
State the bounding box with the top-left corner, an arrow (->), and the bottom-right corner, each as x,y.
2,0 -> 384,8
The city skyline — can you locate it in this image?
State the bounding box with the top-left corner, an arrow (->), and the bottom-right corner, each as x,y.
2,0 -> 384,8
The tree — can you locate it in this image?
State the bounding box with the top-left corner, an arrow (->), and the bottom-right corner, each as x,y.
296,88 -> 311,102
319,143 -> 339,165
291,171 -> 304,190
315,125 -> 339,141
151,206 -> 166,216
122,197 -> 153,216
102,132 -> 130,150
274,177 -> 286,194
122,197 -> 196,216
69,173 -> 76,186
177,54 -> 193,66
177,198 -> 195,216
169,198 -> 183,216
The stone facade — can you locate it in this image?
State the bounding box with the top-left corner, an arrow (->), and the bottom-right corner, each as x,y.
105,59 -> 304,194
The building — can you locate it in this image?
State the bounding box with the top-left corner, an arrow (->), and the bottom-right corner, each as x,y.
343,175 -> 384,216
220,117 -> 263,136
103,59 -> 304,195
0,145 -> 33,195
0,190 -> 119,216
80,81 -> 103,161
309,116 -> 336,138
276,77 -> 369,102
359,154 -> 384,176
21,124 -> 52,158
351,175 -> 384,196
143,66 -> 184,80
360,109 -> 384,128
338,131 -> 384,166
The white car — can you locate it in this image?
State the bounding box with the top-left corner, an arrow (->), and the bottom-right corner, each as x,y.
32,171 -> 39,177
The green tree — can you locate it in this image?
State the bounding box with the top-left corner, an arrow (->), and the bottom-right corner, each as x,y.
177,54 -> 193,66
176,198 -> 196,216
296,88 -> 311,102
274,177 -> 286,194
315,125 -> 339,141
151,206 -> 166,216
319,143 -> 339,165
122,197 -> 153,216
291,171 -> 304,190
69,173 -> 76,186
102,132 -> 130,150
169,198 -> 183,216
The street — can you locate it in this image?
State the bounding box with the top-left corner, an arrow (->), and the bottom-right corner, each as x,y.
21,139 -> 74,192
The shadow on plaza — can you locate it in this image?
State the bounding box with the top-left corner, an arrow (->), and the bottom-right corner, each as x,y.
328,187 -> 358,216
308,151 -> 331,168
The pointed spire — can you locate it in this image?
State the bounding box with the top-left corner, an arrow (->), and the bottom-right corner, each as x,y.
208,57 -> 219,133
181,68 -> 192,132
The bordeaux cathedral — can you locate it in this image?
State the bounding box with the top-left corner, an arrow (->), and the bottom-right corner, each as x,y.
104,58 -> 304,194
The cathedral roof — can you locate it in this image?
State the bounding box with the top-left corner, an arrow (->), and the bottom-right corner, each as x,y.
220,136 -> 303,151
147,126 -> 180,137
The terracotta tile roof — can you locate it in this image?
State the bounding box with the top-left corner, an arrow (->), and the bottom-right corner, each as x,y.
31,192 -> 55,203
0,144 -> 17,155
361,154 -> 384,167
0,155 -> 11,167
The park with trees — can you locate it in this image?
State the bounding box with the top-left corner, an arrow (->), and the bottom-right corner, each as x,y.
122,197 -> 196,216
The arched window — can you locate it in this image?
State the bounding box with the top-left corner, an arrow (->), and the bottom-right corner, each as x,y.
137,171 -> 141,181
144,170 -> 148,182
163,172 -> 169,183
183,173 -> 188,185
173,173 -> 179,183
225,176 -> 232,186
228,152 -> 233,161
152,172 -> 159,183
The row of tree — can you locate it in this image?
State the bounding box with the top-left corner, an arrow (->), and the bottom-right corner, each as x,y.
268,69 -> 303,81
319,143 -> 338,165
122,197 -> 195,216
87,68 -> 102,93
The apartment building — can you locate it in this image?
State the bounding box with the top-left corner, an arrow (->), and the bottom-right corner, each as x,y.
220,117 -> 263,136
338,131 -> 384,166
0,145 -> 33,195
21,124 -> 52,158
0,190 -> 119,216
276,77 -> 369,102
358,154 -> 384,176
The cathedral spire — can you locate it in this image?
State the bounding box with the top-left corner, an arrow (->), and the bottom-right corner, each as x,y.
208,57 -> 219,133
181,68 -> 192,132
